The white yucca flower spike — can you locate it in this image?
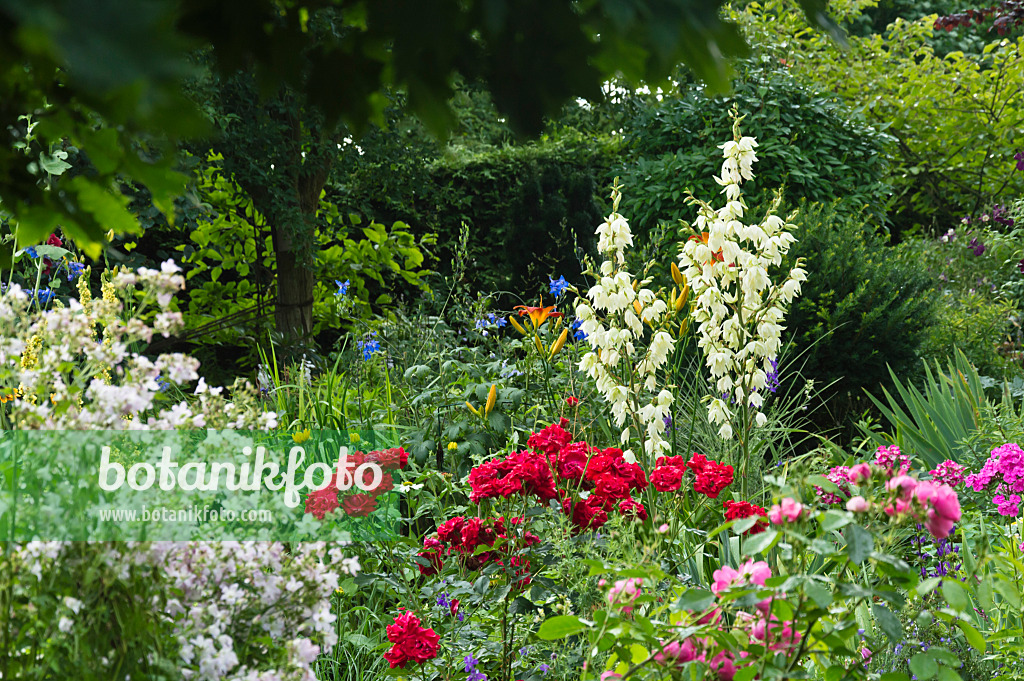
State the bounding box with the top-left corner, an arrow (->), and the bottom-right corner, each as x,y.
676,109 -> 806,493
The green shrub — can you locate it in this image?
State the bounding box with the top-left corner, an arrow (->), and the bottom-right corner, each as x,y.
615,57 -> 895,240
783,203 -> 938,437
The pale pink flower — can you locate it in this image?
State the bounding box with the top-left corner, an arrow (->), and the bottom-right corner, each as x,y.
846,496 -> 870,512
768,497 -> 803,524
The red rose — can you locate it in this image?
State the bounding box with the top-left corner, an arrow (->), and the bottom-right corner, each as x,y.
304,486 -> 340,519
46,233 -> 62,247
686,453 -> 709,474
723,499 -> 768,534
383,612 -> 440,668
374,447 -> 409,470
592,473 -> 632,501
527,419 -> 572,457
566,396 -> 580,407
618,498 -> 648,521
650,466 -> 684,492
417,537 -> 445,575
556,441 -> 590,482
693,461 -> 733,498
341,493 -> 378,517
437,516 -> 467,547
563,496 -> 608,532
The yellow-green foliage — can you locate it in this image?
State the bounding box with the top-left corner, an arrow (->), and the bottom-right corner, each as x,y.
731,0 -> 1024,232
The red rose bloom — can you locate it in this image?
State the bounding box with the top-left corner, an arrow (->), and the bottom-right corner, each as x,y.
592,473 -> 632,502
437,516 -> 467,547
370,447 -> 409,470
383,612 -> 440,668
563,496 -> 608,532
651,466 -> 685,492
618,498 -> 648,521
693,461 -> 734,498
304,486 -> 340,519
566,396 -> 579,407
555,441 -> 590,482
341,493 -> 378,517
417,537 -> 445,575
686,453 -> 710,474
723,500 -> 768,534
527,418 -> 572,457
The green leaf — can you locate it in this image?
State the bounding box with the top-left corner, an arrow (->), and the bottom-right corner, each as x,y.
936,667 -> 961,681
537,615 -> 588,640
742,529 -> 778,556
675,588 -> 715,612
872,603 -> 903,643
822,509 -> 853,531
994,578 -> 1021,609
909,653 -> 937,680
956,621 -> 985,654
941,580 -> 968,611
845,524 -> 874,564
734,665 -> 758,681
808,474 -> 840,493
806,581 -> 833,608
39,151 -> 72,176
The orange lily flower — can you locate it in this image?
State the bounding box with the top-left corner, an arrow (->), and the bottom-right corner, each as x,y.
515,296 -> 563,329
688,232 -> 725,263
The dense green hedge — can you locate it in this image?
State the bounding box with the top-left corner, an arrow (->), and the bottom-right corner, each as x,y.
615,59 -> 895,240
783,202 -> 938,437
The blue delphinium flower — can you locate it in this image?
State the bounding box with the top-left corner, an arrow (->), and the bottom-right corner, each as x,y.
155,375 -> 171,393
25,247 -> 38,258
549,276 -> 569,297
334,279 -> 350,296
571,318 -> 586,341
36,288 -> 54,304
67,262 -> 86,281
357,332 -> 380,360
464,655 -> 486,680
538,664 -> 551,675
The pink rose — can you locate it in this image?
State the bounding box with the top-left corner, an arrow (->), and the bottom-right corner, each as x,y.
768,497 -> 803,524
711,565 -> 741,595
654,638 -> 699,666
847,463 -> 872,483
710,650 -> 737,681
846,496 -> 870,512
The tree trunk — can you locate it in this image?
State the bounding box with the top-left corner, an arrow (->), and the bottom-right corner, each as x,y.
271,160 -> 330,339
271,224 -> 315,338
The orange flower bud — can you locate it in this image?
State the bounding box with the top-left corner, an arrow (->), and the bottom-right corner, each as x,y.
671,262 -> 684,287
485,384 -> 497,416
549,328 -> 569,358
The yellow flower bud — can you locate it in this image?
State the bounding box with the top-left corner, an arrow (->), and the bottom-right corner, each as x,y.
671,262 -> 684,287
549,328 -> 569,358
465,401 -> 481,417
485,384 -> 497,416
633,300 -> 643,317
509,316 -> 528,335
534,336 -> 545,355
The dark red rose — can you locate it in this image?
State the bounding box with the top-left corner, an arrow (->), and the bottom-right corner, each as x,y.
650,466 -> 685,492
436,516 -> 467,547
341,493 -> 378,517
527,418 -> 572,457
383,612 -> 440,668
417,537 -> 445,575
686,453 -> 710,475
618,498 -> 648,521
693,461 -> 733,499
723,499 -> 768,534
304,486 -> 340,519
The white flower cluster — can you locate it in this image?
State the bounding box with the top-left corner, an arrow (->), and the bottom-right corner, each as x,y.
6,541 -> 356,680
0,260 -> 278,430
576,184 -> 677,460
677,117 -> 807,440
